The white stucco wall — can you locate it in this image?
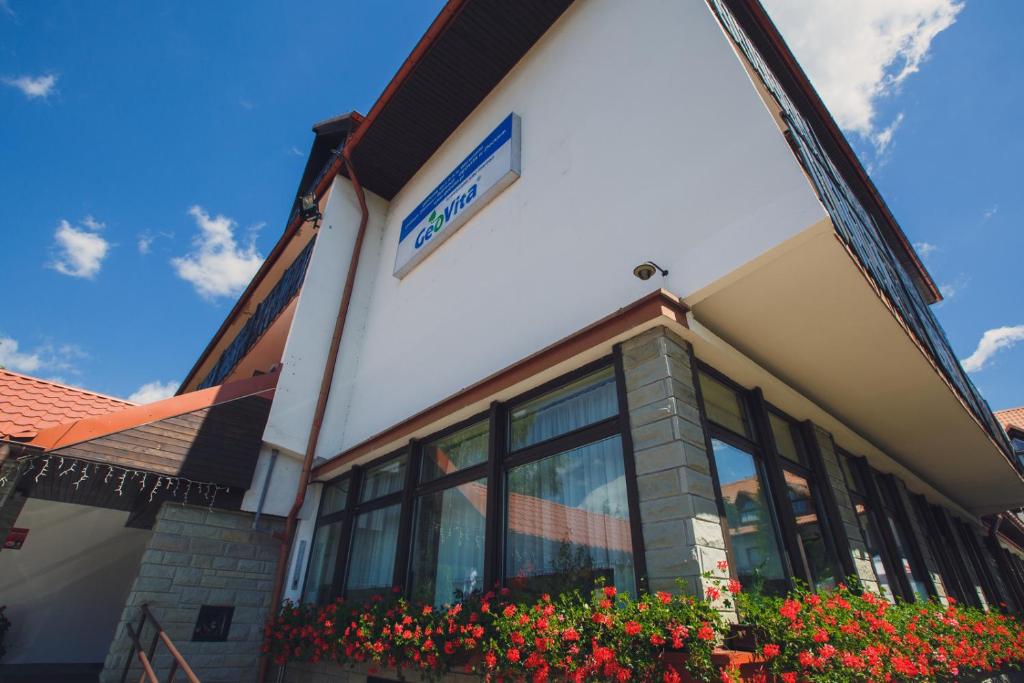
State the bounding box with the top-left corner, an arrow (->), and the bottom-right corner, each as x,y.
266,0 -> 826,465
0,499 -> 151,664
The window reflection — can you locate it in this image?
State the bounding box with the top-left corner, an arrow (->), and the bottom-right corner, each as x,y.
783,470 -> 836,590
346,504 -> 401,601
421,421 -> 488,483
506,436 -> 635,598
302,520 -> 344,604
410,479 -> 487,606
509,367 -> 618,451
711,439 -> 787,594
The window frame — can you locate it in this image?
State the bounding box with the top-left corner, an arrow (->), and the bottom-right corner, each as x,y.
695,362 -> 846,592
304,352 -> 649,604
851,459 -> 936,602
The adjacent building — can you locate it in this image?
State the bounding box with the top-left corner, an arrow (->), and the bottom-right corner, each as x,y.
2,0 -> 1023,681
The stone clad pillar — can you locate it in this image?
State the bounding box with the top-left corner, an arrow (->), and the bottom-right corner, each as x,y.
619,327 -> 730,609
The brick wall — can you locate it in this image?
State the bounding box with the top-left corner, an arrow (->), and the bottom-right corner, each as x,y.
100,503 -> 283,683
619,327 -> 730,609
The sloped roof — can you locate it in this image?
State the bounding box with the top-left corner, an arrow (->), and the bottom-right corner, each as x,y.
997,408 -> 1024,435
0,369 -> 133,440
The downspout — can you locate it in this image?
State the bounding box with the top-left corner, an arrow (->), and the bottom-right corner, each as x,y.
257,152 -> 370,683
257,5 -> 470,680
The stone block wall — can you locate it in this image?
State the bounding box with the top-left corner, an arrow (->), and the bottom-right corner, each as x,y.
619,327 -> 729,605
100,503 -> 284,683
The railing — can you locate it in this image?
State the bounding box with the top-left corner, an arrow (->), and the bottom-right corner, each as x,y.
120,604 -> 200,683
706,0 -> 1015,464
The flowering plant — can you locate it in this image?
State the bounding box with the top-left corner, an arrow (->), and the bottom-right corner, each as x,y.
732,581 -> 1024,681
263,583 -> 724,682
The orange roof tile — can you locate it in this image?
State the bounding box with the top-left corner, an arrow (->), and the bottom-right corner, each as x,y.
0,369 -> 134,441
30,371 -> 278,452
996,408 -> 1024,435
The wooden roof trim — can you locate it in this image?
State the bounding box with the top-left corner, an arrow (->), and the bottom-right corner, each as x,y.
312,289 -> 688,480
31,372 -> 278,452
725,0 -> 940,303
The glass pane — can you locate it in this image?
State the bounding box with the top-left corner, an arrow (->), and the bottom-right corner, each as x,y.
887,514 -> 929,601
699,372 -> 749,438
346,504 -> 401,600
410,478 -> 487,606
839,454 -> 862,494
421,421 -> 489,483
769,413 -> 804,465
710,439 -> 787,594
302,520 -> 344,604
319,480 -> 350,517
506,436 -> 635,597
850,496 -> 893,598
509,367 -> 617,451
359,457 -> 407,502
784,470 -> 837,590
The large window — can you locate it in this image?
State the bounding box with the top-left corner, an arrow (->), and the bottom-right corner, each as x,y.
302,478 -> 349,604
698,367 -> 843,594
409,420 -> 489,606
838,453 -> 895,599
345,457 -> 406,601
837,452 -> 936,602
769,412 -> 841,590
303,357 -> 644,606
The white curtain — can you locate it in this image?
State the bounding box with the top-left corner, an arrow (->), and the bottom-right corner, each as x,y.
346,504 -> 401,598
510,369 -> 617,451
506,436 -> 636,596
410,479 -> 487,605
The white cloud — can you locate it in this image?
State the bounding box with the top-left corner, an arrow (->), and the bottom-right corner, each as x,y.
289,146 -> 304,157
3,73 -> 57,99
983,205 -> 998,220
137,229 -> 173,255
962,325 -> 1024,373
0,335 -> 86,375
171,205 -> 264,300
48,218 -> 110,278
0,336 -> 42,372
81,215 -> 105,230
0,0 -> 15,18
871,111 -> 904,155
913,241 -> 937,260
127,379 -> 179,403
938,273 -> 969,301
762,0 -> 962,142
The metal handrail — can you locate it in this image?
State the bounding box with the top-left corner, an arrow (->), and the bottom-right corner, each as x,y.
120,604 -> 200,683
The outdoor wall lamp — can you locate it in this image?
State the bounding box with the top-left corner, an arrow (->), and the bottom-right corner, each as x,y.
300,192 -> 322,223
633,261 -> 669,281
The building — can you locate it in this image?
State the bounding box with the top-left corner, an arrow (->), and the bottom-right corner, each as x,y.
2,0 -> 1024,681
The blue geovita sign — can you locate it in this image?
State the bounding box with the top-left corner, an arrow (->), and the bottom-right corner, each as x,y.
394,113 -> 521,278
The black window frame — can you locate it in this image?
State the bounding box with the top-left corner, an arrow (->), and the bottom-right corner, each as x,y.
851,460 -> 936,602
695,362 -> 845,592
303,351 -> 649,604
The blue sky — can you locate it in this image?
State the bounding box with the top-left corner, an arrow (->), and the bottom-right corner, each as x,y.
1,1 -> 1021,411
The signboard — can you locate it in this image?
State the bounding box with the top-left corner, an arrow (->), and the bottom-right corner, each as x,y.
4,527 -> 28,550
394,113 -> 521,278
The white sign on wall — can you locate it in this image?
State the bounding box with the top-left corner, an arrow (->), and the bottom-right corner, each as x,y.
394,113 -> 521,278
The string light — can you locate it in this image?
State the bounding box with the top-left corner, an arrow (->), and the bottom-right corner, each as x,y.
73,464 -> 90,490
34,457 -> 50,483
6,453 -> 229,509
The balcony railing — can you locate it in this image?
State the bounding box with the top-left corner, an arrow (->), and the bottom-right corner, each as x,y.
707,0 -> 1013,462
198,237 -> 316,390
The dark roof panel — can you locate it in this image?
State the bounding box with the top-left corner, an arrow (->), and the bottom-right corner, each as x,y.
351,0 -> 575,199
